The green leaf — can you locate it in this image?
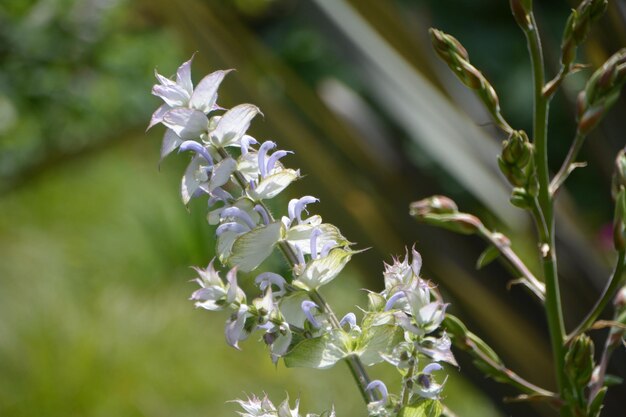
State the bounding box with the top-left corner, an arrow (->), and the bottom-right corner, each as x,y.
227,221 -> 284,272
399,399 -> 443,417
475,245 -> 500,269
356,323 -> 402,366
588,386 -> 607,417
283,330 -> 349,369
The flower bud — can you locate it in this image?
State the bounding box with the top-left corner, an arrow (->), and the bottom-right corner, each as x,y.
510,0 -> 533,31
613,149 -> 626,250
611,147 -> 626,200
565,334 -> 595,387
561,0 -> 608,68
410,196 -> 482,235
510,187 -> 533,210
429,29 -> 508,131
577,49 -> 626,135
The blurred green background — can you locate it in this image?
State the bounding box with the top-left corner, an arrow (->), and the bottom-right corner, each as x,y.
1,0 -> 625,416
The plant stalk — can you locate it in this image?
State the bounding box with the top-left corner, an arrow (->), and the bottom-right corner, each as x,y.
566,250 -> 626,343
216,147 -> 376,404
523,13 -> 568,407
549,130 -> 586,196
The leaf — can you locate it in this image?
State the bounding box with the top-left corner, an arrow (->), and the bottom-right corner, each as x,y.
227,221 -> 284,272
210,103 -> 260,147
475,245 -> 500,269
283,330 -> 349,369
356,324 -> 402,366
398,399 -> 443,417
588,387 -> 607,417
249,169 -> 300,200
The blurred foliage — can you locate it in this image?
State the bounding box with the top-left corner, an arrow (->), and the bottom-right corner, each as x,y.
1,0 -> 625,416
0,0 -> 182,191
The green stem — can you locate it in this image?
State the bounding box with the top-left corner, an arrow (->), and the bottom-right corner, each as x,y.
309,289 -> 376,403
523,13 -> 568,405
476,225 -> 545,301
399,350 -> 417,407
549,130 -> 586,196
216,146 -> 376,405
566,250 -> 626,343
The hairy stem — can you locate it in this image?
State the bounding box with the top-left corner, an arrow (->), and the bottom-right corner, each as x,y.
566,250 -> 626,343
523,13 -> 568,406
216,147 -> 376,404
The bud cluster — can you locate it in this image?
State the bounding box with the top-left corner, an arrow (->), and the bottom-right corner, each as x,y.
362,249 -> 456,416
577,49 -> 626,135
409,195 -> 482,235
561,0 -> 608,69
497,130 -> 538,209
429,29 -> 511,133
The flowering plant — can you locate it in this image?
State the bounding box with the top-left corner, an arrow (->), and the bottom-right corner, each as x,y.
148,1 -> 626,416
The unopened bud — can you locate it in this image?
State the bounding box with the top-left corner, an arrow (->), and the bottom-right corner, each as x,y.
510,187 -> 533,209
410,195 -> 458,215
565,334 -> 595,387
578,49 -> 626,135
612,147 -> 626,199
510,0 -> 533,30
410,196 -> 482,235
615,286 -> 626,310
614,188 -> 626,251
561,0 -> 608,68
429,28 -> 506,130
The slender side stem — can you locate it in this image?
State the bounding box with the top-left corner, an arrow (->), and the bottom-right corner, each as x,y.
549,130 -> 586,196
309,289 -> 376,403
399,350 -> 417,407
476,225 -> 545,301
590,308 -> 626,399
523,14 -> 568,401
566,250 -> 626,343
216,147 -> 375,404
463,337 -> 557,399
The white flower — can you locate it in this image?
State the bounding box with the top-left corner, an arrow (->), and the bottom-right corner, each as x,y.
149,56 -> 231,159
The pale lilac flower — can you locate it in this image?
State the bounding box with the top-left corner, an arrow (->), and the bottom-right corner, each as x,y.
234,394 -> 276,417
417,332 -> 457,366
226,304 -> 251,350
413,363 -> 447,399
301,300 -> 321,329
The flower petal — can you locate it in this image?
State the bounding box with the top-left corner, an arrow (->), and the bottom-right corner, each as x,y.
209,103 -> 261,147
181,155 -> 210,205
190,69 -> 232,113
176,56 -> 194,95
160,128 -> 184,161
152,84 -> 189,107
209,157 -> 237,192
147,103 -> 171,131
163,108 -> 208,140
